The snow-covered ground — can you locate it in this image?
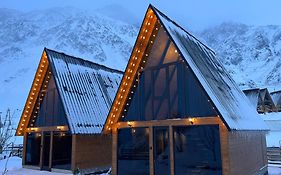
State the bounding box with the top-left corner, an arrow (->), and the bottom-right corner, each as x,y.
260,112 -> 281,147
0,156 -> 280,174
0,157 -> 68,174
0,157 -> 109,174
269,166 -> 281,175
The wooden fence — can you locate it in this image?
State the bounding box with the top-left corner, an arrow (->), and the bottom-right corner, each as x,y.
2,144 -> 23,158
267,147 -> 281,167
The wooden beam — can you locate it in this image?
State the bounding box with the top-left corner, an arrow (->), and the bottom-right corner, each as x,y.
16,51 -> 49,136
26,125 -> 68,133
48,131 -> 53,170
149,126 -> 154,175
39,131 -> 44,170
169,125 -> 174,175
22,132 -> 27,165
115,116 -> 221,129
112,132 -> 118,175
71,134 -> 76,172
219,123 -> 230,175
103,8 -> 158,133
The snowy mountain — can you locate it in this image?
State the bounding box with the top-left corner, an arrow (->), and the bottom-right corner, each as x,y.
199,22 -> 281,91
0,7 -> 138,115
1,7 -> 281,120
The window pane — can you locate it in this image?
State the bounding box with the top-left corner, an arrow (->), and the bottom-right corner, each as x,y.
52,132 -> 72,170
154,127 -> 170,175
32,75 -> 68,127
25,133 -> 41,166
118,128 -> 149,175
174,125 -> 222,175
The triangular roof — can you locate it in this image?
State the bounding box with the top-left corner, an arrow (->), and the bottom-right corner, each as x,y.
270,90 -> 281,108
243,88 -> 260,107
243,88 -> 276,112
16,48 -> 123,135
103,5 -> 268,133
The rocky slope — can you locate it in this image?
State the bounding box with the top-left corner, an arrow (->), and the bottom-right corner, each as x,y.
1,7 -> 281,116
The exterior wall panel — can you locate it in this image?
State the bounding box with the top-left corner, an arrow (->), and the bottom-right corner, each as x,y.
228,131 -> 267,175
73,134 -> 112,172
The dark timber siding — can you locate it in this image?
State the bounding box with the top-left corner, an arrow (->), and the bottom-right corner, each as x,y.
228,131 -> 267,175
72,134 -> 112,172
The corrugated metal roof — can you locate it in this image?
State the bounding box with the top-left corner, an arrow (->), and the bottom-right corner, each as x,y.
152,6 -> 268,130
46,48 -> 123,134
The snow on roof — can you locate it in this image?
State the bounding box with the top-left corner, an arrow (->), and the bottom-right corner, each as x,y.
260,112 -> 281,131
152,6 -> 268,130
243,88 -> 260,108
270,90 -> 281,107
45,48 -> 123,134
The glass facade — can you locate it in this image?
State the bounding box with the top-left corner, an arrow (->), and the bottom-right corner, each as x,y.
25,133 -> 41,166
117,125 -> 222,175
42,132 -> 51,170
33,76 -> 67,127
123,27 -> 217,122
173,125 -> 222,175
52,132 -> 72,170
118,128 -> 150,175
154,127 -> 170,175
117,21 -> 222,175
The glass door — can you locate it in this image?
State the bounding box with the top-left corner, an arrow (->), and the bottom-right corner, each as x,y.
154,126 -> 170,175
41,132 -> 51,171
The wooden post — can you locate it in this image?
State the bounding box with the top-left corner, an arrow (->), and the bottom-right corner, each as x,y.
22,132 -> 27,165
39,131 -> 44,169
71,134 -> 76,172
169,125 -> 174,175
219,124 -> 230,175
149,126 -> 154,175
112,132 -> 118,175
49,131 -> 53,170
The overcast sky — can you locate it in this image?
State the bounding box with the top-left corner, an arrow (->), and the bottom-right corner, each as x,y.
1,0 -> 281,30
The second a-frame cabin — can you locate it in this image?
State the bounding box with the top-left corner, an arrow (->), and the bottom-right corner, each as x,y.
16,48 -> 122,173
243,88 -> 276,113
270,90 -> 281,112
103,5 -> 269,175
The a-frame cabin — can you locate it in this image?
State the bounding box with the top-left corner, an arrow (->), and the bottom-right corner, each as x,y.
243,88 -> 276,113
270,90 -> 281,112
103,5 -> 269,175
16,48 -> 122,173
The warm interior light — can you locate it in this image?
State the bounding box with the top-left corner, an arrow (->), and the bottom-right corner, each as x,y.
56,126 -> 65,130
188,118 -> 195,125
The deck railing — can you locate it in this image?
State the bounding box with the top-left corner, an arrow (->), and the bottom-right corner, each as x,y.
267,147 -> 281,167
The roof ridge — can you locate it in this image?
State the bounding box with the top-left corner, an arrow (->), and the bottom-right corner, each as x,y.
271,90 -> 281,94
44,47 -> 124,74
150,5 -> 215,55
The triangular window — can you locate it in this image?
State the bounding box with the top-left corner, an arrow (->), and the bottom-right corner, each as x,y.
122,27 -> 217,121
28,73 -> 67,127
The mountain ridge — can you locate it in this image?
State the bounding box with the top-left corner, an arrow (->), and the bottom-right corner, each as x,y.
1,7 -> 281,114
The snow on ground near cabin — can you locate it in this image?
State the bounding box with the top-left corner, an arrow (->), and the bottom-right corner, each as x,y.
0,157 -> 280,175
0,157 -> 67,174
0,157 -> 109,174
260,112 -> 281,147
270,166 -> 281,175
